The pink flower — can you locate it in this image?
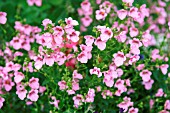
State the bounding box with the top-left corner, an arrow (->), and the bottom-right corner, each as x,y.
73,70 -> 83,80
14,72 -> 25,83
42,19 -> 53,28
3,78 -> 15,91
39,86 -> 46,93
114,31 -> 127,43
94,37 -> 107,51
100,27 -> 113,41
73,94 -> 84,108
129,55 -> 140,65
140,4 -> 149,17
136,64 -> 145,71
155,88 -> 164,97
16,87 -> 27,100
50,96 -> 60,109
113,51 -> 126,67
84,35 -> 95,46
0,97 -> 5,108
116,68 -> 124,77
122,0 -> 134,6
67,31 -> 80,42
164,100 -> 170,110
101,90 -> 113,99
160,64 -> 169,75
72,81 -> 80,91
96,9 -> 107,20
81,1 -> 91,12
67,90 -> 75,95
117,96 -> 133,112
81,16 -> 92,27
128,107 -> 139,113
34,55 -> 44,70
85,88 -> 95,102
129,27 -> 139,37
128,7 -> 140,19
117,9 -> 128,20
77,52 -> 88,63
0,12 -> 7,24
142,79 -> 154,90
52,26 -> 64,36
150,99 -> 154,109
90,67 -> 102,77
96,86 -> 101,92
27,89 -> 39,101
96,0 -> 102,4
65,17 -> 79,26
103,70 -> 118,87
27,0 -> 42,6
58,80 -> 68,90
142,31 -> 152,47
44,54 -> 55,66
29,77 -> 39,89
140,70 -> 152,82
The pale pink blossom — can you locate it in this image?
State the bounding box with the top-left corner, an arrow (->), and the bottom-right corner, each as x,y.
27,89 -> 39,101
155,88 -> 164,97
50,96 -> 60,109
164,100 -> 170,110
73,94 -> 84,108
0,12 -> 7,24
128,107 -> 139,113
140,70 -> 152,82
96,9 -> 107,20
94,37 -> 107,51
117,9 -> 128,20
65,17 -> 79,26
14,72 -> 25,83
0,97 -> 5,108
29,77 -> 39,89
90,67 -> 102,77
129,27 -> 139,37
160,64 -> 169,75
84,35 -> 95,46
27,0 -> 42,6
113,51 -> 126,67
58,80 -> 68,90
142,79 -> 154,90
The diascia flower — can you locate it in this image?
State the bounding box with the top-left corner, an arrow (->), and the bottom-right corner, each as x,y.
90,67 -> 102,77
0,97 -> 5,108
117,9 -> 128,20
29,77 -> 39,89
50,96 -> 60,109
155,88 -> 164,97
96,9 -> 107,20
113,51 -> 126,67
142,79 -> 154,90
94,37 -> 107,51
159,64 -> 169,75
128,107 -> 139,113
27,0 -> 42,6
129,27 -> 139,37
14,72 -> 25,83
140,70 -> 152,82
16,86 -> 27,100
27,89 -> 39,102
65,17 -> 79,26
0,12 -> 7,24
73,94 -> 84,108
164,100 -> 170,110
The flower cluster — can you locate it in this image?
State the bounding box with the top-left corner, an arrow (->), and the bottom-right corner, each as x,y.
0,0 -> 170,112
